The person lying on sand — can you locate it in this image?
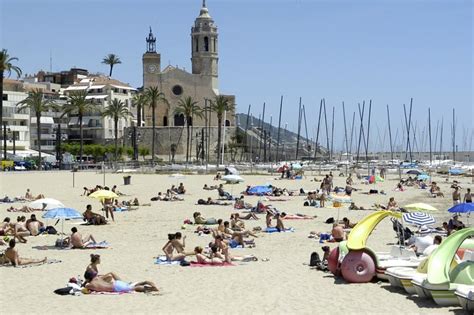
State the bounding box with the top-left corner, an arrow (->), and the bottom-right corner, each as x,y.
205,197 -> 231,206
7,205 -> 43,213
280,212 -> 315,220
212,235 -> 257,263
26,214 -> 45,236
64,227 -> 97,249
194,246 -> 224,264
84,255 -> 158,293
83,205 -> 107,225
348,202 -> 366,210
193,212 -> 217,225
4,239 -> 47,266
203,184 -> 218,190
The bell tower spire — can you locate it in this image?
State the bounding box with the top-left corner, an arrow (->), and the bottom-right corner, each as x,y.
146,27 -> 156,53
191,1 -> 218,86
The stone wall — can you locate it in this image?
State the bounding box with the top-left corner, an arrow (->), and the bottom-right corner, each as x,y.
123,126 -> 236,162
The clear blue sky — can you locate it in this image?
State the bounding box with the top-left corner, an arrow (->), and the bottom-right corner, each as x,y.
1,0 -> 472,152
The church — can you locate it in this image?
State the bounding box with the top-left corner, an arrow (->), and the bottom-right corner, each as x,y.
140,1 -> 236,162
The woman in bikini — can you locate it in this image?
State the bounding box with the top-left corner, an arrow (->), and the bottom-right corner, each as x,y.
194,246 -> 224,264
162,234 -> 186,261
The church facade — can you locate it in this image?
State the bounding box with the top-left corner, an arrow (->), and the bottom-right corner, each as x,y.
138,1 -> 236,162
142,2 -> 235,128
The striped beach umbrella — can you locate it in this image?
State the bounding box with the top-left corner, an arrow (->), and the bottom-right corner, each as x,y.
402,212 -> 435,226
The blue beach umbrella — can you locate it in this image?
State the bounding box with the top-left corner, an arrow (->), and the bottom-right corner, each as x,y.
402,212 -> 435,226
448,203 -> 474,214
406,170 -> 422,175
417,174 -> 430,181
42,207 -> 83,239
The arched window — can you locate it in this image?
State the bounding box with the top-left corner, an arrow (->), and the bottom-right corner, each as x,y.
213,38 -> 216,52
163,116 -> 168,126
225,120 -> 231,127
204,36 -> 209,52
195,38 -> 199,52
174,114 -> 185,126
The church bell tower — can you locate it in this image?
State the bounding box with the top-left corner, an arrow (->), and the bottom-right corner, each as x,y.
143,27 -> 161,89
191,1 -> 218,82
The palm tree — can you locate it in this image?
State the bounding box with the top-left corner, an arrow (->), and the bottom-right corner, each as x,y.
102,53 -> 122,77
62,90 -> 97,164
211,95 -> 235,165
145,86 -> 168,164
17,89 -> 55,170
174,96 -> 203,163
102,98 -> 132,161
132,92 -> 148,127
1,49 -> 22,159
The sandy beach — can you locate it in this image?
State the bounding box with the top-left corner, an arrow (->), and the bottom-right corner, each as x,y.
0,170 -> 470,314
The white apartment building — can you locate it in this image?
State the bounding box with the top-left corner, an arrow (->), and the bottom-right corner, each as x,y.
2,79 -> 29,151
64,76 -> 136,144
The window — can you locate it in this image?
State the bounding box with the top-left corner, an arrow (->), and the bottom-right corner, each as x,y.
195,38 -> 199,52
213,38 -> 216,52
2,94 -> 8,101
172,85 -> 183,96
204,36 -> 209,52
163,116 -> 168,126
225,120 -> 231,127
174,114 -> 185,126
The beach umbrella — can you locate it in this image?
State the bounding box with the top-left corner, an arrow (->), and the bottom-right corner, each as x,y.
89,190 -> 118,199
29,198 -> 64,210
225,167 -> 239,175
406,170 -> 422,175
417,174 -> 430,181
403,212 -> 436,226
404,203 -> 438,212
42,207 -> 83,240
448,203 -> 474,214
221,174 -> 244,184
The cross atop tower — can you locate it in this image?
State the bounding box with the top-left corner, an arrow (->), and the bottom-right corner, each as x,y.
202,0 -> 206,7
146,27 -> 156,53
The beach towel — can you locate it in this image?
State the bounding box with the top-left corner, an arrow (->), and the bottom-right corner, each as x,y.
265,197 -> 290,202
265,227 -> 294,233
190,262 -> 234,267
283,216 -> 314,220
84,241 -> 110,249
154,256 -> 181,265
246,186 -> 272,196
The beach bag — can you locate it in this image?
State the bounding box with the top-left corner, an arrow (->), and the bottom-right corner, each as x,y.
325,217 -> 335,224
46,226 -> 57,235
309,252 -> 321,267
150,197 -> 159,201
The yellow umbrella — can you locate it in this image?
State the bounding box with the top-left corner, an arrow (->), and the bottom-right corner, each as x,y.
89,190 -> 118,199
404,203 -> 438,212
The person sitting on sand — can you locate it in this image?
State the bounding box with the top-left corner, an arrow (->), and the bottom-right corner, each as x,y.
194,246 -> 224,264
395,182 -> 405,192
171,232 -> 194,256
193,212 -> 217,225
275,213 -> 285,232
65,227 -> 97,249
14,216 -> 30,243
84,254 -> 122,285
212,235 -> 257,263
4,239 -> 47,267
162,233 -> 186,261
177,183 -> 186,194
331,224 -> 346,242
111,185 -> 125,196
387,197 -> 399,210
83,205 -> 107,225
348,202 -> 365,210
24,188 -> 44,201
0,217 -> 13,236
340,217 -> 357,229
223,221 -> 257,246
214,172 -> 222,180
217,184 -> 232,200
25,214 -> 45,236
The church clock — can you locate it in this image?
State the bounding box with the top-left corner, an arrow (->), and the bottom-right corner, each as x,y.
147,64 -> 158,73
